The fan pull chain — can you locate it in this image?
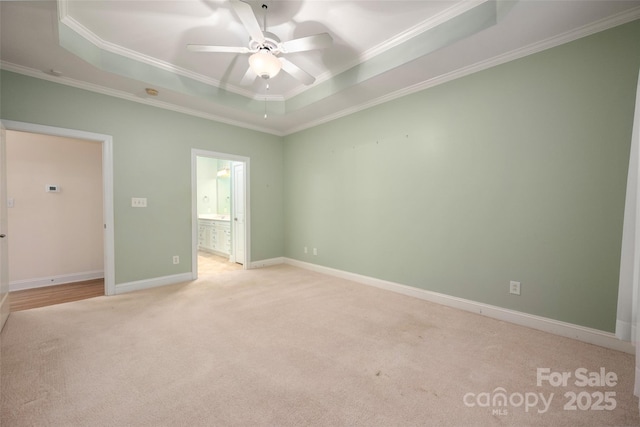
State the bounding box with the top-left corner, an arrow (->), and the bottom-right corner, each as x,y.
264,81 -> 269,120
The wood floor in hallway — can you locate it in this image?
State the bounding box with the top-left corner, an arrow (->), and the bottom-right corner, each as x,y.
9,253 -> 242,312
9,279 -> 105,312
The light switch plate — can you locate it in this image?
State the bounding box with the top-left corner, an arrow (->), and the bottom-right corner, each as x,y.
132,197 -> 147,207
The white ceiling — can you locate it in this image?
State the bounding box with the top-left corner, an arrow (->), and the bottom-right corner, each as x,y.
2,0 -> 640,136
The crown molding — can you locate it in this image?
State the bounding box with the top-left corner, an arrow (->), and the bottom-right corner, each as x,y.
358,0 -> 489,63
0,61 -> 284,137
7,3 -> 640,137
282,0 -> 489,100
57,0 -> 285,102
57,0 -> 488,104
283,6 -> 640,135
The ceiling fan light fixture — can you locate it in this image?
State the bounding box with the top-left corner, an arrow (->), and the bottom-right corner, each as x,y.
249,48 -> 281,79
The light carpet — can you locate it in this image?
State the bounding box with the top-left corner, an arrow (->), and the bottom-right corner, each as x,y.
1,264 -> 638,426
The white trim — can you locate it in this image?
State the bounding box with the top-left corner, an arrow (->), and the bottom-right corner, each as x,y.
360,0 -> 485,60
57,2 -> 265,102
191,152 -> 199,281
191,149 -> 251,280
283,258 -> 634,354
101,132 -> 116,295
57,0 -> 482,103
0,292 -> 9,332
0,119 -> 8,332
115,272 -> 193,295
4,7 -> 639,137
0,62 -> 284,137
9,271 -> 104,292
283,6 -> 640,135
283,0 -> 488,100
5,4 -> 639,137
56,0 -> 640,108
0,120 -> 116,296
250,257 -> 284,269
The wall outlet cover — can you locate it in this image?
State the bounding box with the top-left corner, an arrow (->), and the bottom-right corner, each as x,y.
510,281 -> 521,295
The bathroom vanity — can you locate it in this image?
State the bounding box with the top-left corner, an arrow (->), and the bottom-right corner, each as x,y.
197,214 -> 231,256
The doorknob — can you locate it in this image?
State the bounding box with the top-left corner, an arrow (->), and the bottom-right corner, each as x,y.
234,218 -> 238,221
0,234 -> 5,238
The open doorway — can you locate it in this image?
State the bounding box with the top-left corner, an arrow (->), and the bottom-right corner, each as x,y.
1,120 -> 115,300
191,149 -> 249,278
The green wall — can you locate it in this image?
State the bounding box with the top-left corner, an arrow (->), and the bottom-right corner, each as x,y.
0,71 -> 284,284
2,20 -> 639,332
283,20 -> 640,332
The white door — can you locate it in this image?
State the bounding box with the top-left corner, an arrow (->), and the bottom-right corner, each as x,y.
232,162 -> 245,265
0,123 -> 10,330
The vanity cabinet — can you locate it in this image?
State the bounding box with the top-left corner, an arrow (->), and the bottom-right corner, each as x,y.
198,219 -> 231,256
198,220 -> 214,252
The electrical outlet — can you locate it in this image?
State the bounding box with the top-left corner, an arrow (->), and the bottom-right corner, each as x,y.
304,246 -> 308,254
313,248 -> 318,256
173,255 -> 179,264
509,281 -> 521,295
132,197 -> 147,207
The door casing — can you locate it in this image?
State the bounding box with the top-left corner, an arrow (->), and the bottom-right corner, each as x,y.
231,162 -> 246,264
0,122 -> 9,330
0,120 -> 116,295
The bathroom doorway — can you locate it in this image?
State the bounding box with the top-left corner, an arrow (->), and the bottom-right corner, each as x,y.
191,149 -> 249,278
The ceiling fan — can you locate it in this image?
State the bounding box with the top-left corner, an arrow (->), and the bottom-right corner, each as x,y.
187,0 -> 333,86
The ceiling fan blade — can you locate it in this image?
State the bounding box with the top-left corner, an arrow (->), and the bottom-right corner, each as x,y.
187,44 -> 250,54
230,0 -> 265,44
280,58 -> 315,85
240,66 -> 257,86
281,33 -> 333,53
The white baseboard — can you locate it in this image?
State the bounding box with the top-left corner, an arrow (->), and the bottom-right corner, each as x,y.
9,270 -> 104,292
115,272 -> 193,295
282,258 -> 634,354
250,257 -> 285,269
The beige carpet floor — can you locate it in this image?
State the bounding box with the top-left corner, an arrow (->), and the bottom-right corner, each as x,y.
1,264 -> 639,426
198,251 -> 243,275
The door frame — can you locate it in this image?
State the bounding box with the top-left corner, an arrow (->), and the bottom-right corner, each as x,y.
1,120 -> 116,295
230,162 -> 245,264
1,122 -> 9,329
191,149 -> 250,278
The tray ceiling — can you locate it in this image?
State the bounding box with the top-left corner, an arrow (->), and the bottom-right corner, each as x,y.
1,1 -> 640,135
